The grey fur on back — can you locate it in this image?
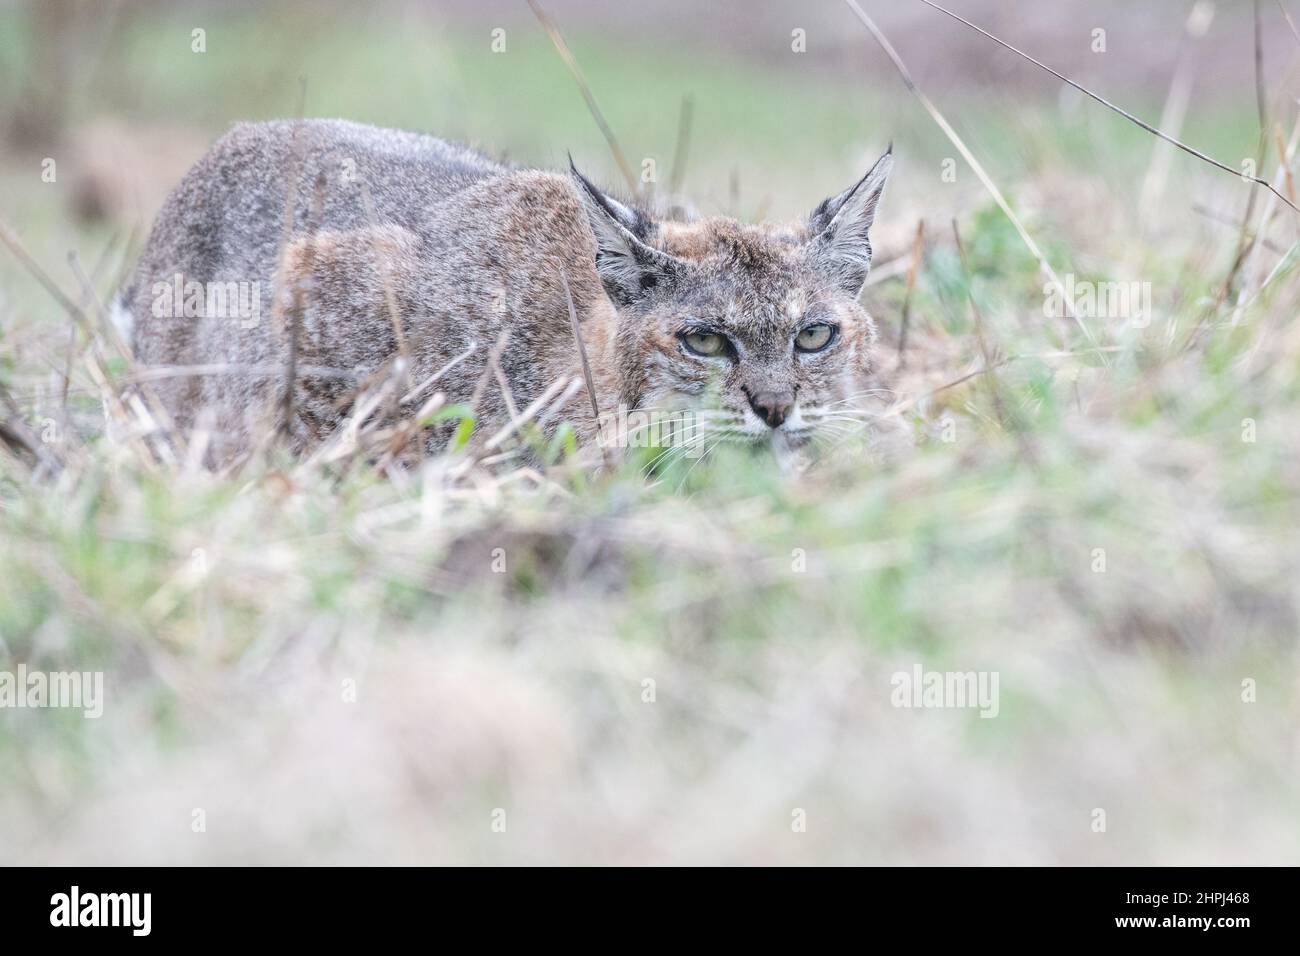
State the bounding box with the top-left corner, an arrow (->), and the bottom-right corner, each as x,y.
128,119 -> 612,463
124,118 -> 895,466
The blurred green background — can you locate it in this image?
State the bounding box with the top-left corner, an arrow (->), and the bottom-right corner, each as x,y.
0,0 -> 1278,256
3,0 -> 1299,866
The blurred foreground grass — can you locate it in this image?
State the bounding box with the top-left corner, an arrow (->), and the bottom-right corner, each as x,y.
1,3 -> 1298,864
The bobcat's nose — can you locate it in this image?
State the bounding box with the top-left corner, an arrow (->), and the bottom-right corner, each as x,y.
746,389 -> 795,428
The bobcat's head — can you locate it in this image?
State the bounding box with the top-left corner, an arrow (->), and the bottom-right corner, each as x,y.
571,148 -> 893,461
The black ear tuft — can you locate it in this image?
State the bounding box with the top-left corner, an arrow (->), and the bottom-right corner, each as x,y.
568,158 -> 654,240
569,159 -> 684,305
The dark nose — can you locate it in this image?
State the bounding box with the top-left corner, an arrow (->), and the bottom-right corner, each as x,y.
746,389 -> 794,428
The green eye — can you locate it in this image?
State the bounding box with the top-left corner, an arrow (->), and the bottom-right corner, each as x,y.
682,330 -> 728,357
795,323 -> 835,352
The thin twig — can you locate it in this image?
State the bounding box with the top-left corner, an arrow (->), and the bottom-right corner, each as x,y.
467,329 -> 511,422
377,390 -> 446,469
0,215 -> 156,469
896,219 -> 925,369
914,0 -> 1300,217
952,219 -> 1010,431
862,253 -> 913,288
559,267 -> 602,427
668,93 -> 695,197
1191,202 -> 1287,253
1138,2 -> 1211,226
272,78 -> 310,440
400,340 -> 478,405
489,346 -> 521,424
1276,124 -> 1297,205
1255,0 -> 1269,147
281,171 -> 328,438
841,0 -> 1089,352
126,363 -> 358,385
558,265 -> 614,469
66,250 -> 181,462
527,0 -> 639,193
357,182 -> 409,361
1218,1 -> 1275,327
483,375 -> 580,452
1279,0 -> 1300,46
0,217 -> 93,327
882,360 -> 1013,419
1230,110 -> 1300,326
60,285 -> 80,413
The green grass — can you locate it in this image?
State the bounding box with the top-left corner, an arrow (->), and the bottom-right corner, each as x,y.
1,4 -> 1298,865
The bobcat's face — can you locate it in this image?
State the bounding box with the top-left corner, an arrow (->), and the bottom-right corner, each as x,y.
571,149 -> 892,459
623,227 -> 878,454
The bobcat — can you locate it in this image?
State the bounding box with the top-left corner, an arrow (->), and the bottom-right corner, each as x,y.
117,119 -> 895,466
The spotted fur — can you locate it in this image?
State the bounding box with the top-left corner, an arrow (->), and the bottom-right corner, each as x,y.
121,119 -> 894,464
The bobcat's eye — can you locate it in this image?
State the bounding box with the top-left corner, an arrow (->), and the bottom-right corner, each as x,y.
681,330 -> 729,357
795,323 -> 836,353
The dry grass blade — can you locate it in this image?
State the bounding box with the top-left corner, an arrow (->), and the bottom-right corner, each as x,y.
952,219 -> 1011,432
527,0 -> 639,194
1254,0 -> 1268,143
400,340 -> 478,405
483,375 -> 581,452
467,329 -> 510,414
376,390 -> 446,470
489,343 -> 521,423
126,362 -> 357,385
0,216 -> 92,329
1212,2 -> 1272,331
862,253 -> 913,289
1138,3 -> 1212,226
669,93 -> 695,196
1280,0 -> 1300,46
0,380 -> 61,474
880,358 -> 1013,420
1229,112 -> 1300,326
896,218 -> 925,368
358,180 -> 409,362
1275,124 -> 1297,205
916,0 -> 1300,218
282,172 -> 328,438
308,374 -> 399,466
271,80 -> 310,439
559,265 -> 612,468
840,0 -> 1091,352
66,250 -> 181,460
0,215 -> 158,470
559,267 -> 601,426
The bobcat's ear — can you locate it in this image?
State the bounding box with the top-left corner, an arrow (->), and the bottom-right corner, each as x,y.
807,146 -> 893,298
569,158 -> 685,306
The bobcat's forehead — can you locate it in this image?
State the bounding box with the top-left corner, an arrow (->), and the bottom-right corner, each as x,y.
649,218 -> 844,339
657,217 -> 807,265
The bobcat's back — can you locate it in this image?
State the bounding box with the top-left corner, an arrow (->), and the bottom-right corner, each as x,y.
122,118 -> 896,468
122,119 -> 607,461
